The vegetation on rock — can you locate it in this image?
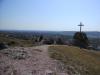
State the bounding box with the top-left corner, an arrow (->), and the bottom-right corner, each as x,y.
73,32 -> 89,48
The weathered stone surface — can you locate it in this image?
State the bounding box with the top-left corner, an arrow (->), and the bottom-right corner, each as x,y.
0,48 -> 29,60
0,46 -> 70,75
45,70 -> 54,75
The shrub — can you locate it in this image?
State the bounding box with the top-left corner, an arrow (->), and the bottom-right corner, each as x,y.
73,32 -> 89,48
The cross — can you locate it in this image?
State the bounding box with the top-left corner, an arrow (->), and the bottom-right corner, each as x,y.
78,22 -> 84,32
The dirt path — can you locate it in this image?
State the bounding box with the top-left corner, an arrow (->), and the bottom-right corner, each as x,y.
0,45 -> 68,75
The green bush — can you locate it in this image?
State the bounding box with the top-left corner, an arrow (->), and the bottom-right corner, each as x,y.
73,32 -> 89,48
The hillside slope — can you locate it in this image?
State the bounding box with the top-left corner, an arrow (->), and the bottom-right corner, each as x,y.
49,45 -> 100,75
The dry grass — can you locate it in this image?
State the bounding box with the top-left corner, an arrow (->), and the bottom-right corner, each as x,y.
49,45 -> 100,75
0,36 -> 33,47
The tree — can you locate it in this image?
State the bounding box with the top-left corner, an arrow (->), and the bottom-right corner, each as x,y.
56,38 -> 64,45
39,35 -> 43,42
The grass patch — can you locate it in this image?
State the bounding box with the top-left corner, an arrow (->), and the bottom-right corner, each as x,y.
49,45 -> 100,75
0,36 -> 33,47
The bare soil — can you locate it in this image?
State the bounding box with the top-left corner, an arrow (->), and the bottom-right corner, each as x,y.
0,45 -> 68,75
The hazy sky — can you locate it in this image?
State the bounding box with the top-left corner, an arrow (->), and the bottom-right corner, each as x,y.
0,0 -> 100,31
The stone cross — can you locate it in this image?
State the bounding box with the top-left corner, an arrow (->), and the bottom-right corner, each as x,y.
78,22 -> 84,32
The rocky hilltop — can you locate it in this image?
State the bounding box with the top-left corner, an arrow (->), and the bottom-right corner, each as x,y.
0,45 -> 71,75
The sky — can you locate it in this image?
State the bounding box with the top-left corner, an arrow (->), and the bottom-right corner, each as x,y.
0,0 -> 100,31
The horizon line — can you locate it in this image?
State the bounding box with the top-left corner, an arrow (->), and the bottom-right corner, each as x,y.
0,29 -> 100,32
